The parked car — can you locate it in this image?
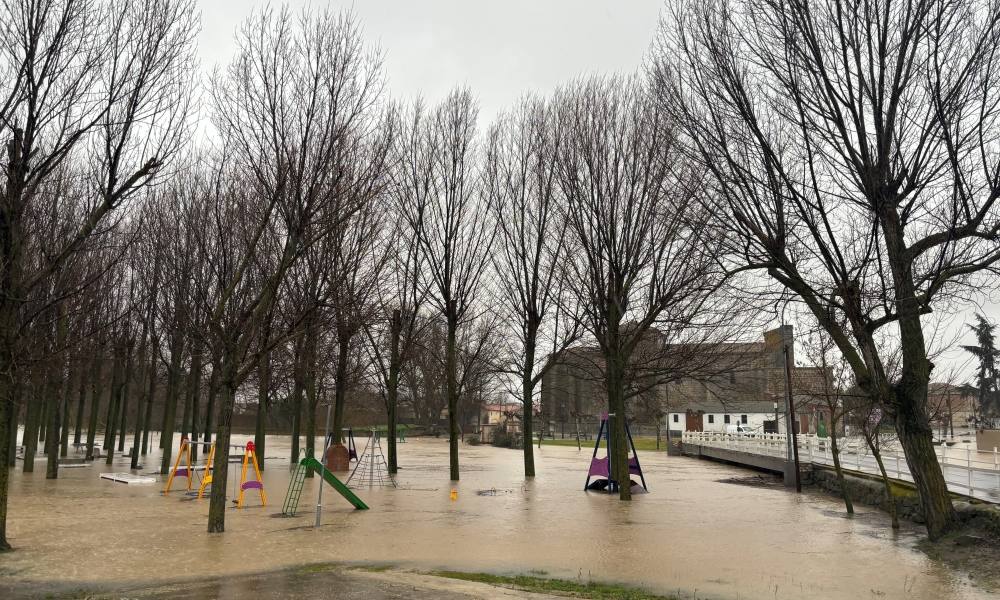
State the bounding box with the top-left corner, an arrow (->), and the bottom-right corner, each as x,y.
725,424 -> 755,436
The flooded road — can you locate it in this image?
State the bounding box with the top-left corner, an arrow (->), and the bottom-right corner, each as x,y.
1,435 -> 993,599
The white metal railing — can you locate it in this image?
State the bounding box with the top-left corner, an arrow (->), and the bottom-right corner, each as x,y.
681,431 -> 1000,503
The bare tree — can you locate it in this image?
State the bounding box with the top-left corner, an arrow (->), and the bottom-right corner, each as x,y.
363,174 -> 426,474
483,95 -> 579,477
553,74 -> 721,501
655,0 -> 1000,538
401,91 -> 496,481
200,6 -> 390,533
0,0 -> 196,551
801,328 -> 854,515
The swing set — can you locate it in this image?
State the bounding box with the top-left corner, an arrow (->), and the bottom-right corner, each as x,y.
584,413 -> 648,493
163,437 -> 266,508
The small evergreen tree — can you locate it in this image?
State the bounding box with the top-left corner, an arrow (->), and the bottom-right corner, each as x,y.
961,314 -> 1000,418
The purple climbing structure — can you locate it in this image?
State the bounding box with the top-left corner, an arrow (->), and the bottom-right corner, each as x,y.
584,413 -> 648,493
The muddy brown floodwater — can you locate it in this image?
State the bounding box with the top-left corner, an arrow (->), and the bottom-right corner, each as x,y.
0,434 -> 994,600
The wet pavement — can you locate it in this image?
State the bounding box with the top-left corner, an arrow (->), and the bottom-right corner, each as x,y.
0,434 -> 995,599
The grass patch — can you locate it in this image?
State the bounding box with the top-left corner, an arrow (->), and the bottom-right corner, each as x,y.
354,564 -> 394,573
428,570 -> 677,599
297,563 -> 339,574
540,436 -> 665,452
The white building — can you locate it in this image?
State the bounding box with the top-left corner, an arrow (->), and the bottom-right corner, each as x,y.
666,400 -> 787,434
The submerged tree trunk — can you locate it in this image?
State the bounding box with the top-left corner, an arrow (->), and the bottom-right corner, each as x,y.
141,347 -> 158,456
59,362 -> 74,458
85,351 -> 104,461
159,330 -> 186,474
45,309 -> 68,478
0,346 -> 17,550
304,324 -> 320,477
290,333 -> 305,464
603,305 -> 631,502
829,426 -> 853,515
386,309 -> 402,475
74,352 -> 89,446
207,353 -> 239,534
446,306 -> 460,481
105,345 -> 126,466
116,346 -> 133,454
863,432 -> 899,529
332,326 -> 351,446
22,372 -> 41,473
255,349 -> 270,471
521,319 -> 538,477
203,355 -> 219,446
183,344 -> 203,461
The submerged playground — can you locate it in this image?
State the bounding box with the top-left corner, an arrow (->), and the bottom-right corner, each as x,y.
3,431 -> 997,600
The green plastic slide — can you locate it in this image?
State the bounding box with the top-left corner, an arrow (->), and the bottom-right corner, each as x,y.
299,457 -> 369,510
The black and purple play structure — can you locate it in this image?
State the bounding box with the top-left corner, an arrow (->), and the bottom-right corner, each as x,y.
327,427 -> 358,461
584,413 -> 648,493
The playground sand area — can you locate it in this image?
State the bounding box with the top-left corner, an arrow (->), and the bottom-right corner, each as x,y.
1,436 -> 997,600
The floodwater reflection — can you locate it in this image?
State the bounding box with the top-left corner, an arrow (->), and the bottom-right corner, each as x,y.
1,435 -> 993,600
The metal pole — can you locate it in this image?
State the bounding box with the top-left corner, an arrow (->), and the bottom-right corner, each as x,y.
315,402 -> 333,528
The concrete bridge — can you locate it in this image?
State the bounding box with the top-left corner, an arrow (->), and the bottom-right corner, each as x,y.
680,431 -> 1000,504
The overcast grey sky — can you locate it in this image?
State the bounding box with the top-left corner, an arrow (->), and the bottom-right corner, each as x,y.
195,0 -> 995,382
199,0 -> 663,125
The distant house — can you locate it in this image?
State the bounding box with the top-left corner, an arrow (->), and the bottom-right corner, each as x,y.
540,325 -> 831,435
477,401 -> 525,443
927,382 -> 977,435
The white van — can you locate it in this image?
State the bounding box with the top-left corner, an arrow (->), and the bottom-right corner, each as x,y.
725,424 -> 754,435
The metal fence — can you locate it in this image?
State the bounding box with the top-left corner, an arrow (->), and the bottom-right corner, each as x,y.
681,431 -> 1000,504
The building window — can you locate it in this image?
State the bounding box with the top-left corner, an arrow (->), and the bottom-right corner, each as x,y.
741,415 -> 748,424
672,414 -> 679,423
708,415 -> 715,424
724,415 -> 731,424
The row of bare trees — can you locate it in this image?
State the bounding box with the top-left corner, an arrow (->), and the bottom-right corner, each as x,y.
5,0 -> 1000,547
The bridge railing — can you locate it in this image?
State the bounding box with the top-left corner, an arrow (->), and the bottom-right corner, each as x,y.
681,431 -> 1000,503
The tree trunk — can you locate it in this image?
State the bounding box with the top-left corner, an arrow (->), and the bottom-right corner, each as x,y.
130,367 -> 146,471
21,373 -> 41,473
43,364 -> 64,477
332,327 -> 351,446
880,207 -> 955,539
59,361 -> 74,458
116,346 -> 133,454
864,433 -> 899,530
386,309 -> 402,474
159,331 -> 186,474
207,353 -> 239,534
105,346 -> 125,466
141,348 -> 158,456
446,306 -> 460,481
604,306 -> 631,501
203,355 -> 219,446
45,309 -> 68,478
255,350 -> 270,471
290,334 -> 305,464
304,324 -> 320,476
74,353 -> 89,446
183,345 -> 203,461
893,315 -> 955,539
85,351 -> 104,461
0,351 -> 16,550
829,424 -> 854,515
521,319 -> 538,477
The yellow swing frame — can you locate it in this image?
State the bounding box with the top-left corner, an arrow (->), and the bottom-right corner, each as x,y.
236,441 -> 267,508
